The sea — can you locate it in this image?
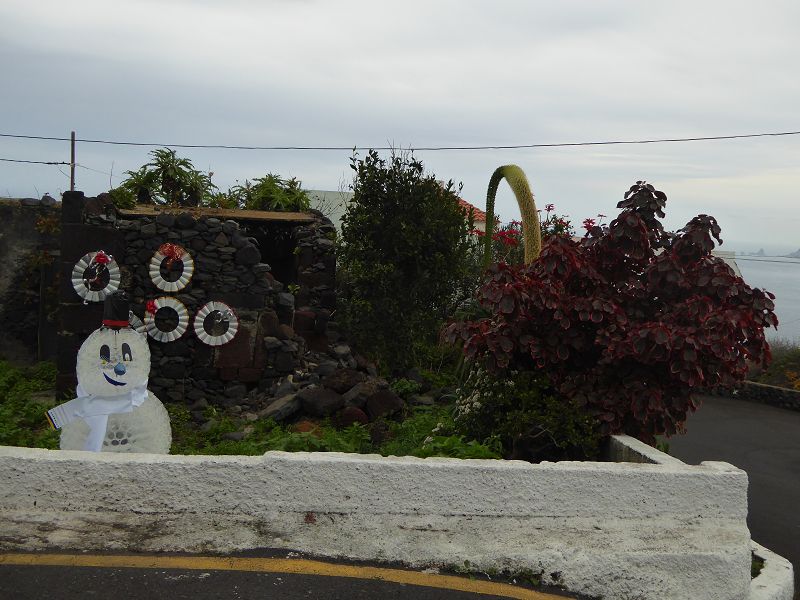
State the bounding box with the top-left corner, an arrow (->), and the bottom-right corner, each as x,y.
736,257 -> 800,344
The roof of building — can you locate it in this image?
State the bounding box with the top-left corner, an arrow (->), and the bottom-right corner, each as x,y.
458,198 -> 487,222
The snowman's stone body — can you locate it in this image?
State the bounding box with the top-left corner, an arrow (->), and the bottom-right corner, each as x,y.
51,320 -> 172,453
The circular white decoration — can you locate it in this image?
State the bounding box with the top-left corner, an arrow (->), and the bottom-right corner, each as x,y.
60,391 -> 172,454
194,301 -> 239,346
145,297 -> 189,342
149,244 -> 194,292
71,251 -> 120,302
129,312 -> 146,335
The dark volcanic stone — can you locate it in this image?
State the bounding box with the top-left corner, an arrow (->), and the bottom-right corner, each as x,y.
276,292 -> 295,310
231,233 -> 249,249
263,336 -> 282,351
274,351 -> 295,372
293,310 -> 316,333
225,383 -> 248,399
160,362 -> 187,379
156,213 -> 175,227
314,360 -> 338,377
175,212 -> 196,228
297,386 -> 344,418
333,406 -> 369,428
235,244 -> 261,266
322,369 -> 366,394
259,394 -> 301,422
365,390 -> 405,420
162,341 -> 189,357
342,378 -> 387,408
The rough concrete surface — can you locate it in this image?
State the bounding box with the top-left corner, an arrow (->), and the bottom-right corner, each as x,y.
750,542 -> 795,600
0,436 -> 756,600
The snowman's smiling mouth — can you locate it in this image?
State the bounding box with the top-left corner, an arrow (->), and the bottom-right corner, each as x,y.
103,373 -> 127,386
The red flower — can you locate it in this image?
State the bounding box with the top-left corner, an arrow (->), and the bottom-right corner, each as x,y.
94,251 -> 111,265
146,300 -> 157,315
159,243 -> 185,268
582,218 -> 596,231
545,204 -> 555,212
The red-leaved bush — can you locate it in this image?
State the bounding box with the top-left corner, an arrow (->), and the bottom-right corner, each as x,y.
446,182 -> 778,441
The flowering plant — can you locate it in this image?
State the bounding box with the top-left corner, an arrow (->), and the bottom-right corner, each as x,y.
447,182 -> 778,442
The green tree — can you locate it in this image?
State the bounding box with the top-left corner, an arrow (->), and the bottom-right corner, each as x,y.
337,150 -> 475,369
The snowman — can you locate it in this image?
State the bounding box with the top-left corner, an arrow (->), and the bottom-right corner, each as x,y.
47,291 -> 172,453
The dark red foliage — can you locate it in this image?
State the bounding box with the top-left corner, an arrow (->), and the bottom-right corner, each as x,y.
446,182 -> 778,442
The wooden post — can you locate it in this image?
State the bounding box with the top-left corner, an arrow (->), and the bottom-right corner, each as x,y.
70,131 -> 75,192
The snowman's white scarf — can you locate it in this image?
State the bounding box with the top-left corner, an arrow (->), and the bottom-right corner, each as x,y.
49,384 -> 148,452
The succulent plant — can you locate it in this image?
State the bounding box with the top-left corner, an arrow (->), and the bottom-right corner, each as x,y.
484,165 -> 541,267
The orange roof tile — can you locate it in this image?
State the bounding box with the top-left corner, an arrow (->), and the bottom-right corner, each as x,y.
457,198 -> 487,221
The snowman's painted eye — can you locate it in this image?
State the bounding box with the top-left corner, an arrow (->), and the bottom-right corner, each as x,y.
100,345 -> 110,362
122,343 -> 132,362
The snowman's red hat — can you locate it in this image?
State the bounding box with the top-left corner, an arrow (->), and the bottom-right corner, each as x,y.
102,291 -> 131,329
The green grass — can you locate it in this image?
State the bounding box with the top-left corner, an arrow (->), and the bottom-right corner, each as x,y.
0,360 -> 497,459
0,360 -> 59,449
169,401 -> 499,458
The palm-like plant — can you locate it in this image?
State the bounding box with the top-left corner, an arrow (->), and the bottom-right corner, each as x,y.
145,148 -> 196,206
121,166 -> 159,204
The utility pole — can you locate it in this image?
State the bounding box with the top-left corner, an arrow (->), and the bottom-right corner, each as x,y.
70,131 -> 75,192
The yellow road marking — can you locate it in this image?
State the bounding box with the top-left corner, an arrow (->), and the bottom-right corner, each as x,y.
0,553 -> 572,599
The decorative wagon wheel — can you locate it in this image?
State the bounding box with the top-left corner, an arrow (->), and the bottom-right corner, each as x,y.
194,301 -> 239,346
149,243 -> 194,292
128,312 -> 147,336
71,250 -> 120,303
144,297 -> 189,342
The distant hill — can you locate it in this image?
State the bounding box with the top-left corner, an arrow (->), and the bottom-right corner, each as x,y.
787,249 -> 800,258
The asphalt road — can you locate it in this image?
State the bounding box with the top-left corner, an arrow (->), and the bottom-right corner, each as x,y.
0,553 -> 577,600
668,395 -> 800,588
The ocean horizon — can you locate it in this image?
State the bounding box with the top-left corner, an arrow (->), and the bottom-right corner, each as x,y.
736,256 -> 800,343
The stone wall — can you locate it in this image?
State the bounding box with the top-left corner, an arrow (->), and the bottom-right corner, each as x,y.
730,380 -> 800,412
0,198 -> 59,363
56,192 -> 340,409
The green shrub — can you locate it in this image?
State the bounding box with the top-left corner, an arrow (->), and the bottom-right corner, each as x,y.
454,367 -> 602,462
118,148 -> 217,207
751,339 -> 800,390
108,187 -> 136,209
378,403 -> 501,459
0,361 -> 59,449
338,150 -> 476,369
226,175 -> 311,212
389,378 -> 423,398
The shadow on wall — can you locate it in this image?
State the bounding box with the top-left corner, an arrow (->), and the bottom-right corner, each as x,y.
0,198 -> 60,364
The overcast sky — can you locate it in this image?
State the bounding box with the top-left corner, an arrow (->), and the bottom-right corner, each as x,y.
2,0 -> 799,253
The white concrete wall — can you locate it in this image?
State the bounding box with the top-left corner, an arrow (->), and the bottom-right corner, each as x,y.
0,437 -> 755,600
750,542 -> 795,600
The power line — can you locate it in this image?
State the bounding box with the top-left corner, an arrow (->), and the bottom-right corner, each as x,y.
76,163 -> 120,178
1,129 -> 799,152
0,157 -> 71,165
